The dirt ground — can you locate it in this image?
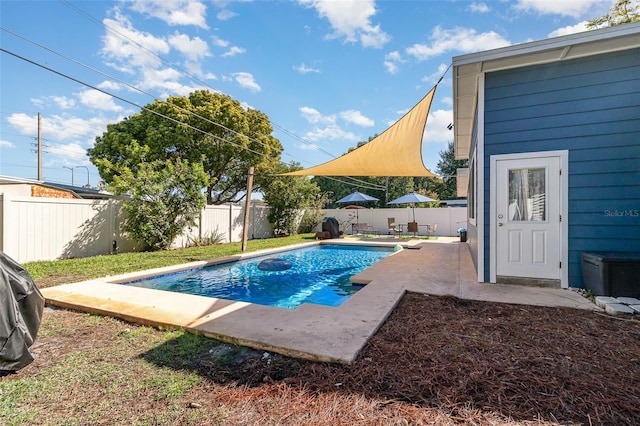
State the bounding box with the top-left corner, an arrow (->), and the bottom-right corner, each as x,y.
8,293 -> 640,425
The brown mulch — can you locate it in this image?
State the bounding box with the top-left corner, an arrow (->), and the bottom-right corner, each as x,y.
188,294 -> 640,425
11,293 -> 640,425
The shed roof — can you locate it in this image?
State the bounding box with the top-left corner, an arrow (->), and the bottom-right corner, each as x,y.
452,22 -> 640,160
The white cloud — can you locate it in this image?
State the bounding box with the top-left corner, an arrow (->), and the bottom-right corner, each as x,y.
7,113 -> 112,142
299,106 -> 336,125
298,0 -> 390,48
48,142 -> 88,162
30,98 -> 45,108
384,60 -> 399,75
513,0 -> 605,19
7,113 -> 38,134
406,26 -> 511,61
96,80 -> 122,91
232,72 -> 261,92
294,63 -> 321,74
0,140 -> 14,148
423,109 -> 453,144
128,0 -> 209,29
168,33 -> 210,61
31,96 -> 77,109
441,96 -> 453,107
303,125 -> 359,143
383,50 -> 404,74
548,21 -> 590,37
469,2 -> 490,13
139,67 -> 199,96
51,96 -> 77,109
421,63 -> 452,85
217,9 -> 237,20
296,141 -> 323,151
78,89 -> 124,112
221,46 -> 246,57
211,35 -> 229,48
340,110 -> 374,127
101,12 -> 170,69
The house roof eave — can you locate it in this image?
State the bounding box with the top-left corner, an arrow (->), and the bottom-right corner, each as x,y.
452,22 -> 640,160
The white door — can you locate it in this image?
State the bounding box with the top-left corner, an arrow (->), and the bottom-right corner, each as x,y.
495,156 -> 561,280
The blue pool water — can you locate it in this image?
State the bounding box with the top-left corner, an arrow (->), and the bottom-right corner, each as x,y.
125,244 -> 396,309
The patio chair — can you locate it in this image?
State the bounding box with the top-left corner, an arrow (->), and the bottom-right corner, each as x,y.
426,223 -> 438,237
387,218 -> 403,237
407,221 -> 418,236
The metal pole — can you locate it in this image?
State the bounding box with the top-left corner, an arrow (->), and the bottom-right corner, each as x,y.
241,166 -> 254,252
37,112 -> 43,180
63,166 -> 74,186
75,166 -> 90,187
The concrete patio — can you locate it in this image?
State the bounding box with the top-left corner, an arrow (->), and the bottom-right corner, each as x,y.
41,239 -> 597,364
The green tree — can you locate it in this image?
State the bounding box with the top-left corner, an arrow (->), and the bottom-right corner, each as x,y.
89,90 -> 282,204
263,163 -> 320,236
433,141 -> 468,201
109,158 -> 208,251
587,0 -> 639,29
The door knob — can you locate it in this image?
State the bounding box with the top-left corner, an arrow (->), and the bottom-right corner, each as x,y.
498,223 -> 503,227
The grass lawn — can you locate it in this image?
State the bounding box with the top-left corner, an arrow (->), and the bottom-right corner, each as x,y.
26,233 -> 317,289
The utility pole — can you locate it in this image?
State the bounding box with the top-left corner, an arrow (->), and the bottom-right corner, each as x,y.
241,166 -> 254,252
37,112 -> 43,180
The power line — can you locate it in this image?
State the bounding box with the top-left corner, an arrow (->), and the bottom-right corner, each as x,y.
1,48 -> 271,159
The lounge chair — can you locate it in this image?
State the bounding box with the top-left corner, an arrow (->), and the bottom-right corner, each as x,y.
352,223 -> 376,235
387,218 -> 403,237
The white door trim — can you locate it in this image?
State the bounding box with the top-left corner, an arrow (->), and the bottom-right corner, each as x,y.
489,150 -> 569,287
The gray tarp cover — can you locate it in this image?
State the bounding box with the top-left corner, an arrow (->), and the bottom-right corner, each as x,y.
0,252 -> 44,372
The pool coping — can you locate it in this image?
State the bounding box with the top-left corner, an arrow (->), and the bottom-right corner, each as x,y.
40,239 -> 412,363
40,238 -> 597,364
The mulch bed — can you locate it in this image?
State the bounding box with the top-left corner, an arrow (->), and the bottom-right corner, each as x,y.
192,293 -> 640,425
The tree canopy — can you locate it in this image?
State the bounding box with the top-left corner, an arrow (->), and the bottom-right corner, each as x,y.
89,90 -> 283,204
433,141 -> 468,201
111,158 -> 208,251
262,162 -> 320,236
587,0 -> 639,29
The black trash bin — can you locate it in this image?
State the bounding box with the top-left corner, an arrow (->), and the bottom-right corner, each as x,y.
581,252 -> 640,297
322,217 -> 340,239
459,230 -> 467,243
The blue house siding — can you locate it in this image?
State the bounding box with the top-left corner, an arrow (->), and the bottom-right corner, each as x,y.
482,48 -> 640,286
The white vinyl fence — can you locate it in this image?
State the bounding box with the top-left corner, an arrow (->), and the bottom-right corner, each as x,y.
0,194 -> 273,263
0,193 -> 467,264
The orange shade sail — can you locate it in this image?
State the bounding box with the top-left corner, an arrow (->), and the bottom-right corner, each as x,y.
282,86 -> 437,177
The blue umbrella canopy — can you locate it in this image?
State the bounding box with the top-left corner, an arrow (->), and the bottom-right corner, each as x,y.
388,192 -> 435,205
336,191 -> 379,204
336,191 -> 378,225
388,192 -> 436,222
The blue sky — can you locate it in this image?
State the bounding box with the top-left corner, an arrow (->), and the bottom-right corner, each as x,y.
0,0 -> 614,189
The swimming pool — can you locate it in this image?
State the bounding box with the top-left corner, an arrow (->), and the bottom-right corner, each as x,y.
125,244 -> 398,309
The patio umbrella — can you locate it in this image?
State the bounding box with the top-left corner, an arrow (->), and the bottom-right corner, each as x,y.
388,192 -> 436,222
336,191 -> 379,223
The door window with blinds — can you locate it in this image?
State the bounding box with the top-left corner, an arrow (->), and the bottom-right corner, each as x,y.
508,167 -> 546,222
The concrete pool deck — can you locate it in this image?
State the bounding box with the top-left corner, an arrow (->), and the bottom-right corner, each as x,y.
41,238 -> 597,363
